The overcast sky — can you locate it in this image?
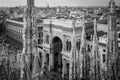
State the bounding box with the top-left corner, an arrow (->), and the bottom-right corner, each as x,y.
0,0 -> 120,7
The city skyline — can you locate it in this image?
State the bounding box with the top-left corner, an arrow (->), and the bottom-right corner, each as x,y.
0,0 -> 120,80
0,0 -> 120,7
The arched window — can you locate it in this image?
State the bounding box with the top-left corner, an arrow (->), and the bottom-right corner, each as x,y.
39,52 -> 42,68
87,45 -> 92,52
119,33 -> 120,38
69,41 -> 71,51
66,41 -> 69,51
46,54 -> 49,66
38,32 -> 41,37
66,41 -> 71,52
38,31 -> 43,44
45,35 -> 49,44
66,63 -> 69,76
103,54 -> 106,63
76,41 -> 81,51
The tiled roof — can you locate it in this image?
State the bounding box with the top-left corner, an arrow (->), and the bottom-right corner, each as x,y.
99,42 -> 106,47
97,31 -> 106,37
0,10 -> 6,16
97,20 -> 107,24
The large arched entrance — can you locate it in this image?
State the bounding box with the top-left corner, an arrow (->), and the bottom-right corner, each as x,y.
52,37 -> 62,72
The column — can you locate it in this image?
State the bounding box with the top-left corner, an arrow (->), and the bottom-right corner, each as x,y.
41,50 -> 46,75
69,59 -> 72,80
49,53 -> 54,71
90,35 -> 93,40
62,59 -> 65,78
49,53 -> 51,71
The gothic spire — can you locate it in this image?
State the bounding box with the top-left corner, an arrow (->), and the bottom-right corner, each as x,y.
80,17 -> 86,50
80,16 -> 87,80
90,16 -> 101,80
93,17 -> 98,43
69,19 -> 76,80
21,0 -> 37,80
107,0 -> 118,80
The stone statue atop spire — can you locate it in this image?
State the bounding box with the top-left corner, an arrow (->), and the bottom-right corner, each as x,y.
109,0 -> 116,14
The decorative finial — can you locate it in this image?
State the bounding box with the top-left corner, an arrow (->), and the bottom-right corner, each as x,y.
94,17 -> 97,37
82,15 -> 86,34
72,19 -> 76,29
109,0 -> 115,5
109,0 -> 116,13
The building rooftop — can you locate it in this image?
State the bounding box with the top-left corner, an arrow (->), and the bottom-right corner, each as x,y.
0,10 -> 6,16
6,18 -> 24,26
97,23 -> 120,32
43,18 -> 93,28
9,17 -> 23,22
98,34 -> 107,46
